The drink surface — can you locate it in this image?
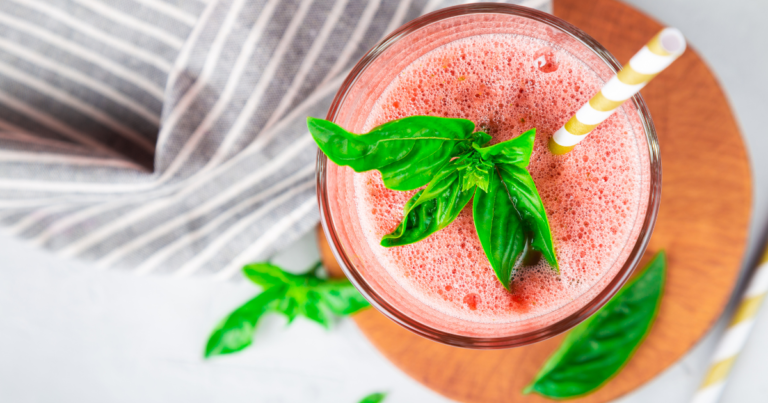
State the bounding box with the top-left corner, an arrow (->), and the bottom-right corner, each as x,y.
353,34 -> 648,323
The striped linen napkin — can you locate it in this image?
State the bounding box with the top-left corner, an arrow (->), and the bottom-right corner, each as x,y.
0,0 -> 551,279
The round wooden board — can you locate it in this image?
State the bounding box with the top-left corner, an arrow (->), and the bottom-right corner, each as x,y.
317,0 -> 752,401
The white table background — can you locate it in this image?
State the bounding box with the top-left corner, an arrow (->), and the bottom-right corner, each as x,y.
1,0 -> 767,401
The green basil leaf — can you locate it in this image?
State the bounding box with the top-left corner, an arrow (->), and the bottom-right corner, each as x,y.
204,285 -> 287,358
453,149 -> 495,192
273,292 -> 301,324
358,392 -> 387,403
273,264 -> 369,327
316,280 -> 371,315
243,262 -> 296,288
300,289 -> 334,329
380,160 -> 475,247
377,140 -> 458,192
524,251 -> 666,398
462,131 -> 493,151
474,128 -> 535,167
472,171 -> 528,290
206,261 -> 370,357
495,163 -> 558,269
307,116 -> 477,191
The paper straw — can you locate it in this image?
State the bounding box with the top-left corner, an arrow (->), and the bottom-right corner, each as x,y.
548,28 -> 687,155
691,247 -> 768,403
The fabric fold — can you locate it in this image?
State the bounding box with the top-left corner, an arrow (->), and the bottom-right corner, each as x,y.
0,0 -> 550,278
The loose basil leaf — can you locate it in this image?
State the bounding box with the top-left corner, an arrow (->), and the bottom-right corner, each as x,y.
358,392 -> 387,403
205,261 -> 370,357
204,285 -> 287,358
243,262 -> 295,288
317,280 -> 371,315
307,116 -> 477,191
495,163 -> 558,269
381,160 -> 476,247
270,262 -> 370,328
524,251 -> 666,399
474,128 -> 536,167
273,294 -> 300,323
301,289 -> 334,328
473,171 -> 529,290
272,273 -> 317,324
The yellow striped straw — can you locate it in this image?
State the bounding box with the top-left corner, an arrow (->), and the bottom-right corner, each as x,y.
691,247 -> 768,403
548,28 -> 687,155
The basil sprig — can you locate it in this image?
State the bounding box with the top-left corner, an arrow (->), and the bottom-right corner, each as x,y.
309,116 -> 558,289
204,261 -> 369,358
524,251 -> 666,398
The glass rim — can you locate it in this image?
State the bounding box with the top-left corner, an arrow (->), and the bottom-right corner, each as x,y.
317,3 -> 662,348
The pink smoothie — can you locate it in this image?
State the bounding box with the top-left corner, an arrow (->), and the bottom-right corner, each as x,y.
352,34 -> 649,323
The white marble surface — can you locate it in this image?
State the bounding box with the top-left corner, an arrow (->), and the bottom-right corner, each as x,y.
2,0 -> 768,401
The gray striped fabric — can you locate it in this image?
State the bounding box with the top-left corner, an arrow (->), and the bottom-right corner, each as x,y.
0,0 -> 551,279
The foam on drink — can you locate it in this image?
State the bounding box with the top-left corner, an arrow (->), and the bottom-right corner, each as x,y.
352,34 -> 648,324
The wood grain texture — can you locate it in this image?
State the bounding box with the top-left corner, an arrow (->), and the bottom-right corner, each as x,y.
318,0 -> 752,401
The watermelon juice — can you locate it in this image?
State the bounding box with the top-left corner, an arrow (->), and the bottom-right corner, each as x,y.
318,5 -> 660,347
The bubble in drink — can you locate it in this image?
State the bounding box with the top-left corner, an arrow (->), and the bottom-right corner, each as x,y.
534,48 -> 558,73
